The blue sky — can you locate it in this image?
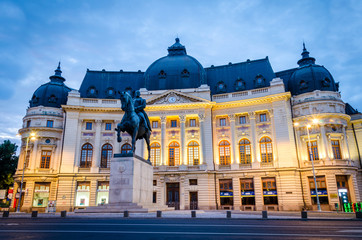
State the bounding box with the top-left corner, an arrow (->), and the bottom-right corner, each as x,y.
1,0 -> 362,148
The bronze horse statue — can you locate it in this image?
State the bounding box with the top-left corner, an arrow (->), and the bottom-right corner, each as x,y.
115,91 -> 151,161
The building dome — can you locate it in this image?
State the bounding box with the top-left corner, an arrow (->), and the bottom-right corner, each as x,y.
144,38 -> 206,91
289,44 -> 338,96
29,63 -> 72,108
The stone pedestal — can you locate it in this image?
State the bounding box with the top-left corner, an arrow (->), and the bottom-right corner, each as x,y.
109,154 -> 153,205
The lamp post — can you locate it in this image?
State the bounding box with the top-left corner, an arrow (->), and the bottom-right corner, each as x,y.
306,123 -> 322,211
17,132 -> 36,212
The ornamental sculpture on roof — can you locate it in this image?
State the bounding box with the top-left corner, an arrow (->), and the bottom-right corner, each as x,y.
115,90 -> 151,161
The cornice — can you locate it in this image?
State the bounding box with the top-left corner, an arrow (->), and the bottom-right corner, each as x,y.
62,105 -> 122,113
293,113 -> 351,122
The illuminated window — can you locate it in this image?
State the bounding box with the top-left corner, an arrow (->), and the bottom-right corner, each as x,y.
307,140 -> 319,161
219,118 -> 226,127
152,121 -> 159,128
260,137 -> 273,163
86,122 -> 92,130
189,119 -> 196,127
171,120 -> 177,128
259,113 -> 267,122
309,176 -> 329,204
101,144 -> 113,168
40,150 -> 51,169
168,141 -> 180,166
150,142 -> 161,166
105,123 -> 112,131
331,140 -> 341,159
219,140 -> 231,165
239,139 -> 251,164
187,141 -> 199,165
262,177 -> 278,205
46,120 -> 53,128
121,143 -> 132,154
80,143 -> 93,168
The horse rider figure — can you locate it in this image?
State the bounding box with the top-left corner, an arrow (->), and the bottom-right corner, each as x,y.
133,90 -> 151,133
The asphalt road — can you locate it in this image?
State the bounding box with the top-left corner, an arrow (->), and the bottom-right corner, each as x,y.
0,218 -> 361,239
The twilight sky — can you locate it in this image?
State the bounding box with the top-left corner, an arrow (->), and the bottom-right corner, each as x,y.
1,0 -> 362,148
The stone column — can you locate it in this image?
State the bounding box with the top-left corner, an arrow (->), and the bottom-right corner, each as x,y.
74,119 -> 83,167
269,109 -> 277,166
92,120 -> 102,171
160,116 -> 167,165
294,127 -> 303,163
229,114 -> 239,170
342,125 -> 351,160
198,113 -> 206,165
180,115 -> 186,165
248,112 -> 259,167
319,124 -> 330,161
30,140 -> 38,170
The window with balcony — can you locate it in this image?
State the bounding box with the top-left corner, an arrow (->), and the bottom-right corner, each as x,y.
260,137 -> 273,163
239,139 -> 251,164
150,142 -> 161,166
307,140 -> 319,161
219,140 -> 231,165
101,143 -> 113,168
168,141 -> 180,166
46,120 -> 53,128
331,140 -> 342,159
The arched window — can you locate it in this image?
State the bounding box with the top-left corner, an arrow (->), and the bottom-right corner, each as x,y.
219,140 -> 231,165
260,137 -> 273,163
121,143 -> 132,154
150,142 -> 161,166
101,144 -> 113,168
80,143 -> 93,168
168,141 -> 180,166
188,141 -> 199,165
239,139 -> 251,164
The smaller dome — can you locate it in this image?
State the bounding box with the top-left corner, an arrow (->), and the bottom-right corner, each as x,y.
289,44 -> 338,95
29,63 -> 72,108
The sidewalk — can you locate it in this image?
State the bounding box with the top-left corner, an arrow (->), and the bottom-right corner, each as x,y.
2,210 -> 360,220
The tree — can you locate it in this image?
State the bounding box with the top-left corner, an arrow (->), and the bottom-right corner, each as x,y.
0,140 -> 18,189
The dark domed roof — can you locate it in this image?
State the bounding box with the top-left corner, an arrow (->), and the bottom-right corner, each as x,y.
144,38 -> 206,90
289,44 -> 338,95
29,63 -> 72,108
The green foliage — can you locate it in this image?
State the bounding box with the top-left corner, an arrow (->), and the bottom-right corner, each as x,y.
0,140 -> 18,189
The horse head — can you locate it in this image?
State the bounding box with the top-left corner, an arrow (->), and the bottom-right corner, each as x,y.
120,91 -> 134,112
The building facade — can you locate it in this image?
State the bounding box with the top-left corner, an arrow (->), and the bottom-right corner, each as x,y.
12,39 -> 362,212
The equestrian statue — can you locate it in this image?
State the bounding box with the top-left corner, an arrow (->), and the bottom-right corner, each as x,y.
115,90 -> 152,161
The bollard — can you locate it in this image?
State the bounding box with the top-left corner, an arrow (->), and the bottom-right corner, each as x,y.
301,211 -> 308,219
61,211 -> 67,217
262,210 -> 268,219
124,210 -> 129,218
226,211 -> 231,218
2,211 -> 9,218
31,211 -> 38,218
191,210 -> 196,218
156,210 -> 162,218
356,212 -> 362,219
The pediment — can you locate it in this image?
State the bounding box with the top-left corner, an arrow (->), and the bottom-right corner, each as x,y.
147,90 -> 209,105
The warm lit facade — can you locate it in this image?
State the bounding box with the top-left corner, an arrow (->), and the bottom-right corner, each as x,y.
12,39 -> 362,212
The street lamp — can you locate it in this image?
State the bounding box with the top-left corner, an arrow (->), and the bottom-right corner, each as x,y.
17,132 -> 36,212
306,123 -> 322,211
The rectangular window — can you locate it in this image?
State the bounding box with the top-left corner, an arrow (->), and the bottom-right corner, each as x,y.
153,192 -> 157,203
307,140 -> 319,161
153,180 -> 157,186
219,118 -> 226,126
189,179 -> 198,185
331,140 -> 342,159
86,122 -> 92,130
32,183 -> 50,207
152,121 -> 159,128
171,120 -> 177,128
239,116 -> 246,124
308,176 -> 329,204
219,179 -> 233,206
46,120 -> 53,128
76,182 -> 90,207
259,113 -> 267,122
26,120 -> 31,128
40,150 -> 51,169
240,178 -> 255,205
105,123 -> 112,131
189,119 -> 196,127
262,177 -> 278,205
96,181 -> 109,205
24,150 -> 31,168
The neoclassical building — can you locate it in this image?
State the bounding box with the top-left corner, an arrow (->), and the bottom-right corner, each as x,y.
12,39 -> 362,212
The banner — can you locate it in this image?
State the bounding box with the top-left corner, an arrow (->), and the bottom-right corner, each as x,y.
263,190 -> 277,196
220,191 -> 233,197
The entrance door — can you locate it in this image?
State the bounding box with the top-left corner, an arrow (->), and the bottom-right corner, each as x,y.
190,192 -> 198,210
336,175 -> 350,210
166,183 -> 180,210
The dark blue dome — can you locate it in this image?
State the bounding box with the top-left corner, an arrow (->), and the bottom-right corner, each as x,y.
144,38 -> 206,90
289,44 -> 338,95
29,63 -> 72,108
